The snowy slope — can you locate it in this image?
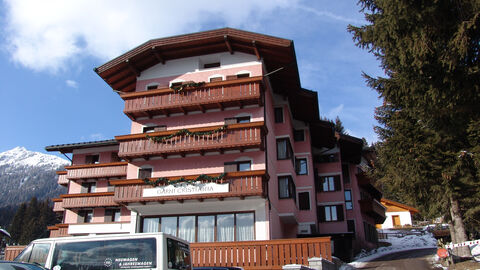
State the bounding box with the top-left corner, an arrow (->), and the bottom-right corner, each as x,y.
0,147 -> 69,207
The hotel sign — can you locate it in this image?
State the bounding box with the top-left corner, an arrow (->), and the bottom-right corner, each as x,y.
143,182 -> 229,197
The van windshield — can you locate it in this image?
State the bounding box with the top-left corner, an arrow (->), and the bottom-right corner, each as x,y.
166,238 -> 190,270
51,238 -> 156,270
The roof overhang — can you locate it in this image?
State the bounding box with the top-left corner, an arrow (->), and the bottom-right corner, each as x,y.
45,139 -> 118,154
338,133 -> 364,164
95,28 -> 300,95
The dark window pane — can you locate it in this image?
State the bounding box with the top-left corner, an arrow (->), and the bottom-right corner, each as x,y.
237,161 -> 251,171
295,158 -> 307,175
274,107 -> 283,123
293,129 -> 305,141
139,168 -> 152,179
204,62 -> 220,69
298,192 -> 310,210
342,163 -> 350,183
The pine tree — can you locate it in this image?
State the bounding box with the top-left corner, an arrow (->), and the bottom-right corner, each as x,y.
349,0 -> 480,256
9,203 -> 26,244
334,116 -> 348,135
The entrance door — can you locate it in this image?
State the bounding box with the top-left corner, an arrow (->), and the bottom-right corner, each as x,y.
392,215 -> 401,227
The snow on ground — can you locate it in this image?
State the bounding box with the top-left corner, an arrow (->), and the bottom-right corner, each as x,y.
341,229 -> 438,269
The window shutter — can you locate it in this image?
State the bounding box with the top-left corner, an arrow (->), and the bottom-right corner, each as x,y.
226,75 -> 237,80
224,162 -> 237,173
336,204 -> 344,221
334,175 -> 341,191
317,206 -> 326,222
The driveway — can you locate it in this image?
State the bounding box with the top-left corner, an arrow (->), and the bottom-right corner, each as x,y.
353,248 -> 442,270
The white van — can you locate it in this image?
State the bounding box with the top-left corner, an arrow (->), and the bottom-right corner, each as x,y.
14,232 -> 191,270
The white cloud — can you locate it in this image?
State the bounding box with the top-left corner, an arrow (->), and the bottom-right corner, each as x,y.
65,80 -> 78,88
327,103 -> 344,120
296,5 -> 364,25
3,0 -> 299,73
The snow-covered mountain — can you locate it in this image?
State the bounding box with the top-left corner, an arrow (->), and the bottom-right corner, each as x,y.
0,147 -> 69,207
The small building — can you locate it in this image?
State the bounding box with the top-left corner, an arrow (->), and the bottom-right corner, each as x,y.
379,198 -> 419,229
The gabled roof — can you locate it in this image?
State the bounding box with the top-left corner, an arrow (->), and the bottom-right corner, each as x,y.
95,28 -> 301,96
381,198 -> 419,214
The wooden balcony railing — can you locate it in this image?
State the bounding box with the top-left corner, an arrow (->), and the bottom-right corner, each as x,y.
56,171 -> 68,185
65,162 -> 128,180
190,237 -> 332,269
4,245 -> 26,261
115,122 -> 265,159
121,77 -> 263,120
48,224 -> 69,238
52,198 -> 64,212
356,172 -> 382,201
111,170 -> 267,204
359,198 -> 387,224
60,192 -> 118,209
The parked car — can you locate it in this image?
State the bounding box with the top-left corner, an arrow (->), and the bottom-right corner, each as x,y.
0,261 -> 47,270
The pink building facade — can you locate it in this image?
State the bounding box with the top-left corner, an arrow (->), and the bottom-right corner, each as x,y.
46,28 -> 385,260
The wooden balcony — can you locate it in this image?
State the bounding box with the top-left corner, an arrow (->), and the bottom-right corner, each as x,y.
48,224 -> 69,238
115,122 -> 265,159
52,198 -> 64,212
359,198 -> 387,224
65,162 -> 128,180
190,236 -> 332,269
56,171 -> 68,185
111,170 -> 267,204
60,192 -> 118,209
356,172 -> 382,200
121,77 -> 263,120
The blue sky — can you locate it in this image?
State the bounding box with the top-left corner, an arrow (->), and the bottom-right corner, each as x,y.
0,0 -> 383,156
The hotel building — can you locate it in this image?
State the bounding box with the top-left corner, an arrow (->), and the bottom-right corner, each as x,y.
46,28 -> 385,261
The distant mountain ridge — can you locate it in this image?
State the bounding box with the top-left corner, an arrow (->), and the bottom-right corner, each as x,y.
0,147 -> 69,209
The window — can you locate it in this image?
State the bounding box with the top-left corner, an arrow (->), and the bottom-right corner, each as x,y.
295,158 -> 308,175
318,205 -> 344,222
298,192 -> 310,210
293,129 -> 305,142
81,182 -> 96,193
278,175 -> 296,200
317,175 -> 341,192
141,213 -> 254,242
170,81 -> 183,88
226,75 -> 238,80
51,238 -> 157,270
345,190 -> 353,210
276,138 -> 293,160
77,210 -> 93,223
224,116 -> 251,125
15,243 -> 51,266
147,84 -> 158,90
105,208 -> 121,222
342,163 -> 351,183
111,152 -> 121,162
203,62 -> 220,69
138,168 -> 152,179
236,73 -> 250,78
347,220 -> 355,233
85,154 -> 99,164
209,76 -> 223,82
274,107 -> 284,123
107,181 -> 115,192
143,125 -> 166,133
224,161 -> 251,172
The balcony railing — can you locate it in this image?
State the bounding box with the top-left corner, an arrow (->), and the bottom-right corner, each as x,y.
359,198 -> 387,224
190,236 -> 332,269
48,224 -> 69,238
56,171 -> 68,185
52,198 -> 64,212
60,192 -> 118,209
121,77 -> 263,120
356,172 -> 382,200
111,170 -> 267,204
65,162 -> 128,180
115,122 -> 265,159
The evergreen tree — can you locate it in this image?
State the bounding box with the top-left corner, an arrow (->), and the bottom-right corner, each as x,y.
334,116 -> 348,135
349,0 -> 480,256
9,203 -> 26,244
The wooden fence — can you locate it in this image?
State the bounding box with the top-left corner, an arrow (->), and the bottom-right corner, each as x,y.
4,246 -> 25,261
190,237 -> 332,269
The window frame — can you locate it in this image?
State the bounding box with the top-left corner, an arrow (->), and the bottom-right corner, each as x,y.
345,189 -> 353,210
278,175 -> 296,200
138,168 -> 153,179
298,191 -> 310,210
317,204 -> 344,222
85,154 -> 99,164
276,138 -> 293,161
295,158 -> 308,175
293,129 -> 305,142
224,160 -> 252,172
317,175 -> 341,192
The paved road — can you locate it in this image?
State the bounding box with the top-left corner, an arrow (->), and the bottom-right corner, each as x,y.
354,248 -> 441,270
